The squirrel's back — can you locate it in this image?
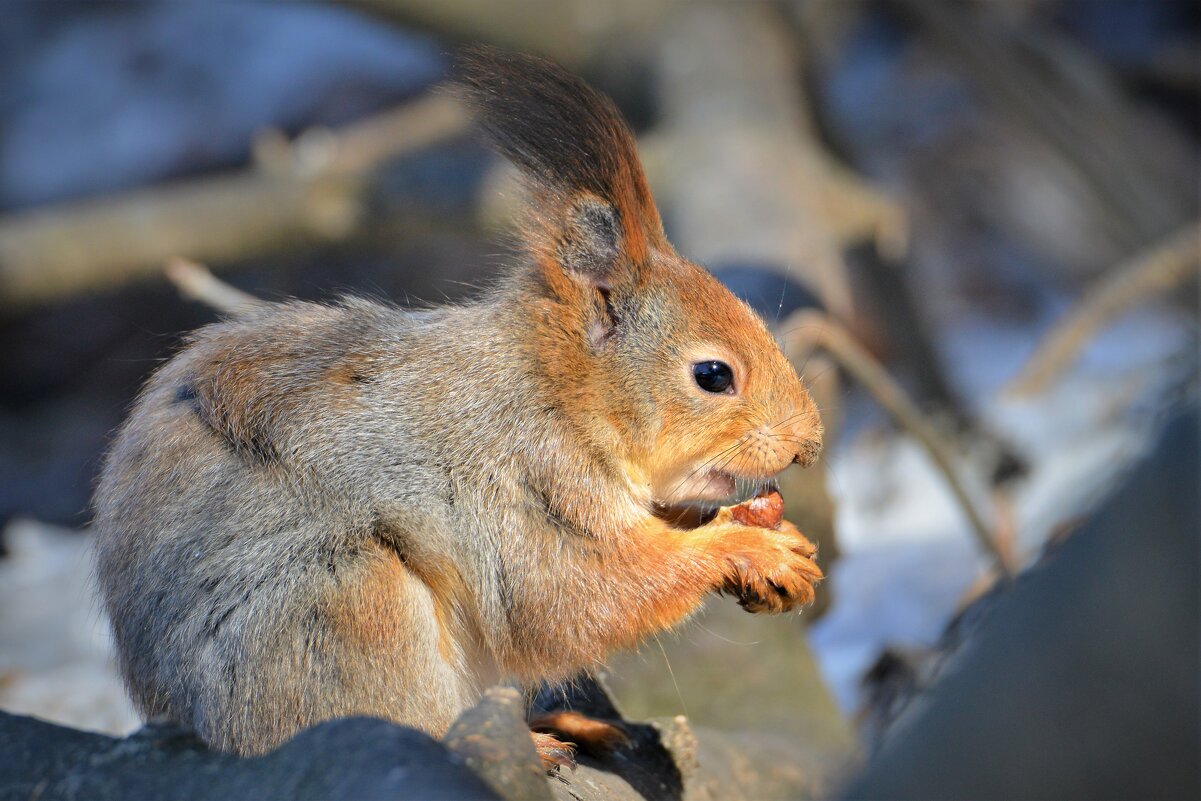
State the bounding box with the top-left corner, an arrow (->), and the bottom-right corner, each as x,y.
94,297 -> 519,751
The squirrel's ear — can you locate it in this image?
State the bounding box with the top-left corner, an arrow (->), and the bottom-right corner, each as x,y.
558,194 -> 622,287
456,47 -> 665,286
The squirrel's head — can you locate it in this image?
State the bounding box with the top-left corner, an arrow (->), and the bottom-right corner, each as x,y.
460,48 -> 822,507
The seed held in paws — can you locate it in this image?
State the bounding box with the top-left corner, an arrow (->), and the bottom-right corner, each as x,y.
731,488 -> 784,529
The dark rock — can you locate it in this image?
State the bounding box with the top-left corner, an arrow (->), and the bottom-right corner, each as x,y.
843,407 -> 1201,800
856,575 -> 1011,751
0,712 -> 499,801
532,673 -> 685,801
0,665 -> 848,801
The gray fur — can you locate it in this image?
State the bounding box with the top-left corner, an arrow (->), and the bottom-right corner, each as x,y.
95,294 -> 595,753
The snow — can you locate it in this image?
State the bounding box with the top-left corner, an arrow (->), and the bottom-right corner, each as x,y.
0,520 -> 138,735
809,302 -> 1195,712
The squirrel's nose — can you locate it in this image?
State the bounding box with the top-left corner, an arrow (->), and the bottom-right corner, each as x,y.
791,437 -> 822,468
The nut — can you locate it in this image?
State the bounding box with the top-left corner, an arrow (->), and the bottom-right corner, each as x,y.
730,489 -> 784,529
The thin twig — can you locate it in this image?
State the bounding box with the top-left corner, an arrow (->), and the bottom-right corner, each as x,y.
782,309 -> 1014,578
164,258 -> 264,314
1006,220 -> 1201,397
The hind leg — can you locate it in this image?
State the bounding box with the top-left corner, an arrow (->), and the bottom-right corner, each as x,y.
197,544 -> 478,754
531,710 -> 628,761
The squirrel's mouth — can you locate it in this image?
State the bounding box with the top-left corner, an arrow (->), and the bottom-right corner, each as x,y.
668,468 -> 781,504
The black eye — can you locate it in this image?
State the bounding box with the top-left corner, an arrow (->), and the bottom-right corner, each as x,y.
693,361 -> 734,394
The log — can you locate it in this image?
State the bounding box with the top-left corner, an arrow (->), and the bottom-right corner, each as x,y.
0,93 -> 470,309
641,2 -> 906,322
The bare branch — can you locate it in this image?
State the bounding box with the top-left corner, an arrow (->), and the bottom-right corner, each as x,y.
1006,221 -> 1201,397
888,0 -> 1194,252
164,258 -> 264,315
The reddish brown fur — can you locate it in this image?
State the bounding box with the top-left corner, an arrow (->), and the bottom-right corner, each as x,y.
399,553 -> 478,663
325,543 -> 411,650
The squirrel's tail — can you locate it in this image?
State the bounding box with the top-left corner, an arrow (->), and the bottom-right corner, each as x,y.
457,47 -> 666,282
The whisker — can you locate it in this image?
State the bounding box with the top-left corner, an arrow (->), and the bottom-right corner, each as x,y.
785,322 -> 829,379
654,636 -> 688,719
667,437 -> 747,498
695,449 -> 741,499
693,619 -> 763,646
776,322 -> 833,339
770,408 -> 821,431
802,361 -> 839,384
774,261 -> 795,325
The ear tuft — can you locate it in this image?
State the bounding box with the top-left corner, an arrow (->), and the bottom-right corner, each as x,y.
456,46 -> 665,276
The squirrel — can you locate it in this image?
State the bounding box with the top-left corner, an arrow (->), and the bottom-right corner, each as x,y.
93,48 -> 824,770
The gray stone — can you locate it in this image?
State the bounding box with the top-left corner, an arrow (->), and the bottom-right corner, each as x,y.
843,409 -> 1201,800
0,712 -> 498,801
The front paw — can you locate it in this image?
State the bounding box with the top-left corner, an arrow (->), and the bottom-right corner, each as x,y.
712,511 -> 822,613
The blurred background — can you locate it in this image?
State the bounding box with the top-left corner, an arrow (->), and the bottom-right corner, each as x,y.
1,1 -> 1197,797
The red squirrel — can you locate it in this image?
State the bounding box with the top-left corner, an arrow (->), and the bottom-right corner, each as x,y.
93,48 -> 824,770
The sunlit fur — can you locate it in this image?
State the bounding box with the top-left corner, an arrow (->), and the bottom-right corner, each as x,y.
93,48 -> 823,761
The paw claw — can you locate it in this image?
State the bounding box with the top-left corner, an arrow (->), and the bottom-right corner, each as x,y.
531,731 -> 578,773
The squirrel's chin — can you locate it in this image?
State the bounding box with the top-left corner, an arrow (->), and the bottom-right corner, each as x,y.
653,474 -> 787,529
